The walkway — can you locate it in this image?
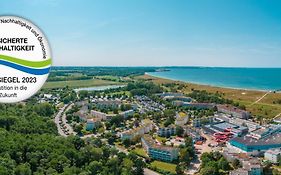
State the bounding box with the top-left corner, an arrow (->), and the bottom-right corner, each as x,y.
251,91 -> 271,105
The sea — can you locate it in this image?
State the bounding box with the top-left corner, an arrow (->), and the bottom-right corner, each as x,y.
147,67 -> 281,91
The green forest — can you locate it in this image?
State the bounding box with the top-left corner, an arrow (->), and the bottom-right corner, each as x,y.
0,103 -> 144,175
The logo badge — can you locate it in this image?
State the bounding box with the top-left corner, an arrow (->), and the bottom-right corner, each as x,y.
0,16 -> 51,103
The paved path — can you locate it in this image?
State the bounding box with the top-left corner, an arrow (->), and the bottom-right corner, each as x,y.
273,112 -> 281,121
251,91 -> 271,105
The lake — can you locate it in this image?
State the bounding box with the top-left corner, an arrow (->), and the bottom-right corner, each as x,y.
74,85 -> 125,92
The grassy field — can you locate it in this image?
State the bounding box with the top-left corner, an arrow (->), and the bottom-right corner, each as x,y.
44,79 -> 123,89
136,74 -> 281,119
155,135 -> 167,143
131,148 -> 148,158
150,160 -> 177,174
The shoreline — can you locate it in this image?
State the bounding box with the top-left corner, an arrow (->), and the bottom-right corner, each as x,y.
138,73 -> 281,119
145,72 -> 279,93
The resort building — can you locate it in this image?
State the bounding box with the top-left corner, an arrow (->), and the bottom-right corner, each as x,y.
141,134 -> 179,162
86,118 -> 101,131
93,99 -> 122,109
91,109 -> 134,120
228,118 -> 261,132
157,125 -> 176,137
228,125 -> 281,155
247,124 -> 281,140
119,109 -> 134,118
217,104 -> 250,119
224,149 -> 263,175
264,148 -> 281,164
193,116 -> 214,128
175,112 -> 189,126
172,101 -> 215,109
156,92 -> 184,98
121,119 -> 153,140
230,160 -> 262,175
91,110 -> 107,120
203,121 -> 248,137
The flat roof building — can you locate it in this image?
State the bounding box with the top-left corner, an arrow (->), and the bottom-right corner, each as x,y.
228,131 -> 281,155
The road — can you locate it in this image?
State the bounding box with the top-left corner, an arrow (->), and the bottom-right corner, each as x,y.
185,130 -> 215,174
61,103 -> 76,135
54,104 -> 68,137
54,103 -> 76,136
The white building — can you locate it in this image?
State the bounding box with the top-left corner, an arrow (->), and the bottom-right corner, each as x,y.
121,119 -> 153,140
175,113 -> 188,126
264,148 -> 281,163
229,118 -> 260,132
217,104 -> 250,119
91,110 -> 107,120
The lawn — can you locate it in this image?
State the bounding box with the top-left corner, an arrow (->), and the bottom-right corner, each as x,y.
150,160 -> 177,174
131,148 -> 148,158
155,135 -> 167,143
44,79 -> 123,89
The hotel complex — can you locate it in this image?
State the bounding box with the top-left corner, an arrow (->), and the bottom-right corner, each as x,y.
121,119 -> 153,140
141,134 -> 179,162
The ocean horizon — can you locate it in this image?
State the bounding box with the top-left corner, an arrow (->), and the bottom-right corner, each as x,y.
147,67 -> 281,91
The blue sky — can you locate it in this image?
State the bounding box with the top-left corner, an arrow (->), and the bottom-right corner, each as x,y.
1,0 -> 281,67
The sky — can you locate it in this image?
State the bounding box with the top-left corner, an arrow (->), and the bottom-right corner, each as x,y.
1,0 -> 281,67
